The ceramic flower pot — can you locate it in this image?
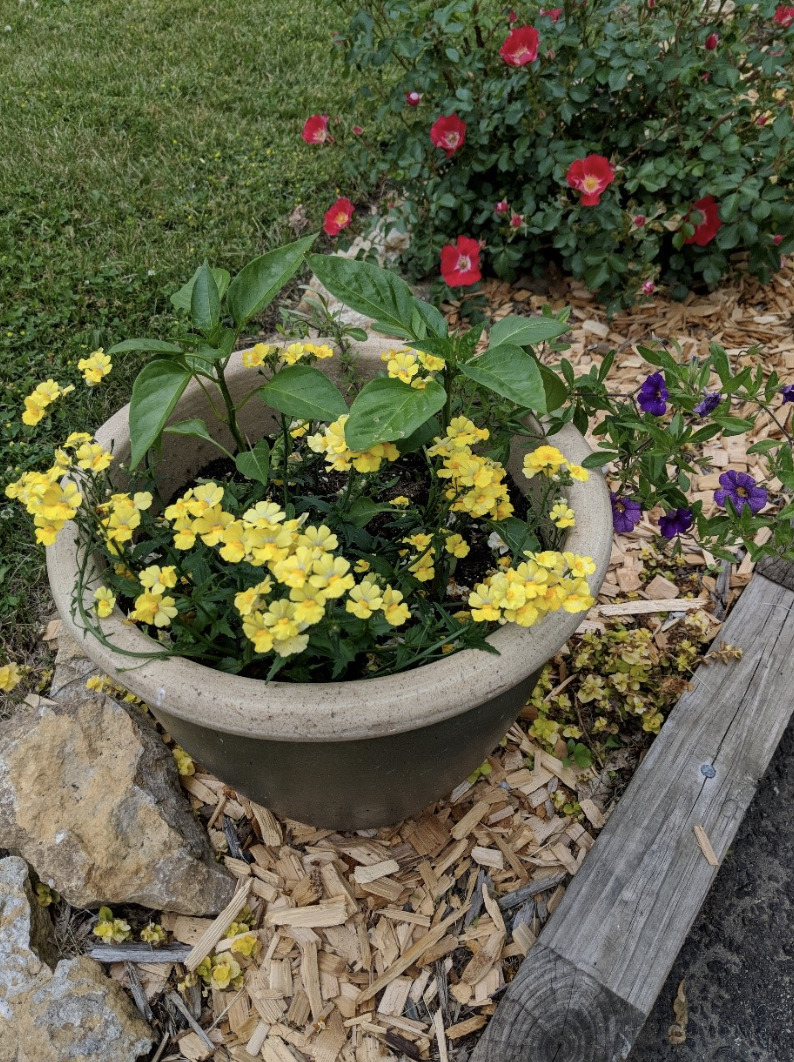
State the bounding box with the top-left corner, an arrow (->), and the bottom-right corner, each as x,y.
47,340 -> 612,829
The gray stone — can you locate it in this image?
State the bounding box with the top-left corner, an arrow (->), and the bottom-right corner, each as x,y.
0,857 -> 55,1023
0,641 -> 235,914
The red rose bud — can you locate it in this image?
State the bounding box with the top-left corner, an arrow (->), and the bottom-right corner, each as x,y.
682,195 -> 722,246
774,6 -> 794,28
405,91 -> 422,107
302,114 -> 331,145
539,7 -> 562,20
634,215 -> 646,227
642,280 -> 655,295
757,114 -> 769,125
508,10 -> 518,22
705,33 -> 719,49
494,200 -> 509,215
509,213 -> 523,228
499,25 -> 540,66
774,235 -> 784,245
353,126 -> 364,135
323,197 -> 354,236
440,236 -> 482,287
430,114 -> 467,157
566,154 -> 616,206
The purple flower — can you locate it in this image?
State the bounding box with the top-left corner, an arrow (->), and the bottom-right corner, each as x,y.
658,508 -> 693,539
781,384 -> 794,404
610,492 -> 643,534
714,470 -> 767,515
694,391 -> 722,416
637,372 -> 669,416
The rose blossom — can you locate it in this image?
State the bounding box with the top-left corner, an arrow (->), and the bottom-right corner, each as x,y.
682,195 -> 722,246
774,6 -> 794,27
634,215 -> 646,227
566,155 -> 615,206
499,26 -> 541,66
494,200 -> 509,215
641,280 -> 655,295
430,114 -> 467,157
440,236 -> 482,287
302,114 -> 331,145
323,197 -> 354,236
509,213 -> 523,228
405,91 -> 422,107
353,126 -> 363,136
705,33 -> 719,50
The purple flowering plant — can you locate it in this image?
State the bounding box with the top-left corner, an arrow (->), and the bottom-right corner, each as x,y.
548,336 -> 794,564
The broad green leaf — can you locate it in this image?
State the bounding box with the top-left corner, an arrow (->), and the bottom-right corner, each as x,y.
539,364 -> 568,412
108,338 -> 183,355
345,378 -> 447,450
489,315 -> 569,348
342,498 -> 394,528
489,517 -> 540,558
413,298 -> 449,338
170,266 -> 230,312
129,360 -> 192,469
259,364 -> 348,422
190,261 -> 220,334
460,344 -> 547,412
227,234 -> 316,327
397,415 -> 440,454
307,254 -> 418,337
235,439 -> 270,485
163,418 -> 216,445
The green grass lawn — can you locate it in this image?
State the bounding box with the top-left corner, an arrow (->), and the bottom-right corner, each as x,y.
0,0 -> 365,679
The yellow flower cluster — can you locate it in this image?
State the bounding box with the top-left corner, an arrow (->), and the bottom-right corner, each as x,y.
523,444 -> 589,483
160,487 -> 411,656
224,922 -> 259,957
77,349 -> 112,386
21,379 -> 74,426
242,340 -> 334,368
468,551 -> 596,628
549,501 -> 576,529
172,746 -> 196,776
307,414 -> 400,474
401,532 -> 435,582
5,460 -> 83,546
428,417 -> 514,520
381,347 -> 445,389
196,953 -> 244,991
0,662 -> 23,693
140,923 -> 168,946
97,491 -> 153,548
93,908 -> 132,944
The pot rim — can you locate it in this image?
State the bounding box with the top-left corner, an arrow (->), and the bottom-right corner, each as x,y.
47,344 -> 613,743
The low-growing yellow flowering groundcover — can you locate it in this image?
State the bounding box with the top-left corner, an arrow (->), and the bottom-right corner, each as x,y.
6,239 -> 794,683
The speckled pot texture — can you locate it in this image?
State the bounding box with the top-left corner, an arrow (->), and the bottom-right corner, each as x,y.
47,340 -> 612,829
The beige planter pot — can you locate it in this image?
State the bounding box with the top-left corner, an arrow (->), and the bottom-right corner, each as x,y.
47,340 -> 613,829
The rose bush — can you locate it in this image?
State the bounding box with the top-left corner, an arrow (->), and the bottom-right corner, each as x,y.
323,0 -> 794,310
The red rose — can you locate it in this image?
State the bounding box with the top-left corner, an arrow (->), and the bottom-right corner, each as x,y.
509,213 -> 523,228
566,155 -> 615,206
499,26 -> 540,66
430,114 -> 467,157
494,200 -> 509,215
774,234 -> 784,245
405,91 -> 422,107
704,33 -> 719,50
634,215 -> 646,227
682,195 -> 722,246
539,8 -> 562,20
642,280 -> 655,295
508,10 -> 518,22
440,236 -> 482,287
323,197 -> 354,236
774,6 -> 794,27
302,115 -> 331,145
353,126 -> 364,136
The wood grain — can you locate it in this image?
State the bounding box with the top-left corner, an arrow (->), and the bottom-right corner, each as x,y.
474,573 -> 794,1062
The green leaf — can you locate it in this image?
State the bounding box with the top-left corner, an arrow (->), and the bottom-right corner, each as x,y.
539,364 -> 568,412
489,517 -> 539,558
129,360 -> 192,469
235,439 -> 270,485
342,498 -> 395,528
163,418 -> 216,445
170,266 -> 230,312
190,261 -> 220,334
107,338 -> 183,355
460,344 -> 547,412
226,234 -> 316,327
397,415 -> 441,454
260,364 -> 348,422
412,298 -> 449,338
345,378 -> 447,449
307,254 -> 418,338
489,315 -> 569,348
709,343 -> 731,385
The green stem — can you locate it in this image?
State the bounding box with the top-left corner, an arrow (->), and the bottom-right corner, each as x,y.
214,363 -> 246,453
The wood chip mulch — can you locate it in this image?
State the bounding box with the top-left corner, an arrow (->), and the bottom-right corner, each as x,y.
100,263 -> 794,1062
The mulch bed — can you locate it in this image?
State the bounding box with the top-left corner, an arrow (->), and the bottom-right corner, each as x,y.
46,262 -> 794,1061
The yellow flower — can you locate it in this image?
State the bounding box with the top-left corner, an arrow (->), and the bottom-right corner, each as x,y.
443,533 -> 470,558
93,587 -> 116,618
172,746 -> 196,776
522,445 -> 567,479
417,351 -> 446,372
140,923 -> 168,946
93,911 -> 132,944
288,585 -> 328,625
21,380 -> 73,426
381,586 -> 411,626
0,662 -> 23,693
139,565 -> 178,595
385,350 -> 419,384
209,953 -> 242,991
346,577 -> 384,619
353,559 -> 371,573
304,342 -> 334,360
130,592 -> 178,628
228,932 -> 258,957
242,343 -> 276,367
74,442 -> 113,472
77,349 -> 112,386
234,579 -> 273,617
64,431 -> 92,448
389,496 -> 410,508
308,554 -> 355,598
567,463 -> 590,482
549,502 -> 576,529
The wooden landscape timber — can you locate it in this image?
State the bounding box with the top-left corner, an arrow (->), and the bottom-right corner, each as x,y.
471,562 -> 794,1062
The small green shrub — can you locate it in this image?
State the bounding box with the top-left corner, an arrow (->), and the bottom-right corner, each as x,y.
331,0 -> 794,310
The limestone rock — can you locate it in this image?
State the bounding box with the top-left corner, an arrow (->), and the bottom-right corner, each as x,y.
0,857 -> 55,1025
13,956 -> 153,1062
0,692 -> 235,915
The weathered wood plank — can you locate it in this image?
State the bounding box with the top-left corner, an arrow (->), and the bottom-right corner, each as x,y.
755,554 -> 794,590
474,573 -> 794,1062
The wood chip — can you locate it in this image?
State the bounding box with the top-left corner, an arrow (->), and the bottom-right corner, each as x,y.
353,859 -> 400,884
267,899 -> 349,929
446,1015 -> 488,1040
184,880 -> 252,972
693,824 -> 720,867
451,801 -> 490,840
